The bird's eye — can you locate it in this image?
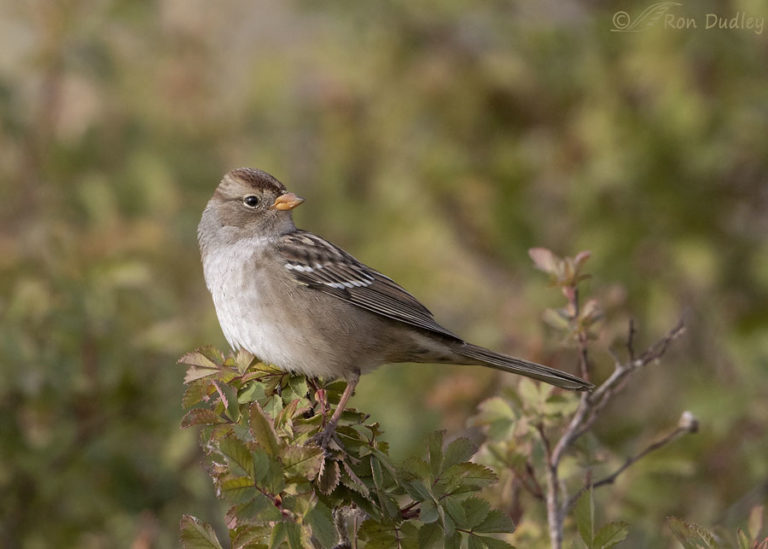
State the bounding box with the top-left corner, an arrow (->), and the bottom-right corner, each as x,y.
243,195 -> 260,208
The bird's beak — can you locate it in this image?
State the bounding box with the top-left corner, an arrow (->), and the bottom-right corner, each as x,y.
271,192 -> 305,211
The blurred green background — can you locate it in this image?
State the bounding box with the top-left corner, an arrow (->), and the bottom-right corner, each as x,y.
1,0 -> 767,547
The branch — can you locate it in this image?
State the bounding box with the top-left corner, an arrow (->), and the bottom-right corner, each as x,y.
564,413 -> 698,513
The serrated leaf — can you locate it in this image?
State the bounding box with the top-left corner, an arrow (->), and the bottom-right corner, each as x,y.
184,366 -> 222,384
593,521 -> 629,548
439,463 -> 497,495
305,503 -> 335,548
219,437 -> 254,477
317,458 -> 340,495
230,524 -> 270,548
443,496 -> 467,528
181,409 -> 226,428
281,445 -> 323,480
341,460 -> 371,498
249,402 -> 280,456
234,349 -> 255,374
182,380 -> 211,409
463,497 -> 491,529
179,347 -> 223,368
418,522 -> 443,549
475,509 -> 516,534
220,477 -> 258,504
231,492 -> 282,523
443,437 -> 477,469
179,515 -> 224,549
401,457 -> 431,482
213,380 -> 240,422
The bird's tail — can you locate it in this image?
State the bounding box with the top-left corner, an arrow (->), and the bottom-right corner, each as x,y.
457,343 -> 593,391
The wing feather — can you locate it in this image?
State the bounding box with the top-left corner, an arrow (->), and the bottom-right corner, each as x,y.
277,230 -> 460,341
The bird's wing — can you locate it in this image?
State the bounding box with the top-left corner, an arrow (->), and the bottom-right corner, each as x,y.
276,230 -> 461,341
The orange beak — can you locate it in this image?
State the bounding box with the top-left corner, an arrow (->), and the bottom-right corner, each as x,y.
271,192 -> 305,211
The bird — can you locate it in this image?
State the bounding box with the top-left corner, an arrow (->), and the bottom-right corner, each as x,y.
198,168 -> 592,446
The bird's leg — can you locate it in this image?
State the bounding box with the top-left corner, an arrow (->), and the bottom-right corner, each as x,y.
313,369 -> 360,449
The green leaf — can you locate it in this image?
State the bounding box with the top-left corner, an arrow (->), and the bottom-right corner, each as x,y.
249,402 -> 280,457
179,347 -> 222,368
179,515 -> 224,549
475,509 -> 516,534
445,531 -> 462,549
281,445 -> 323,480
574,490 -> 595,547
443,496 -> 467,528
234,349 -> 256,374
230,524 -> 270,548
220,477 -> 258,504
213,380 -> 241,422
468,534 -> 484,549
181,409 -> 226,428
418,522 -> 444,549
219,437 -> 254,477
181,348 -> 225,383
403,478 -> 433,501
475,535 -> 516,549
439,462 -> 497,495
401,457 -> 431,482
463,497 -> 491,529
371,455 -> 385,491
284,521 -> 302,549
593,521 -> 629,548
340,459 -> 371,498
182,380 -> 211,409
428,431 -> 445,479
420,499 -> 440,524
305,504 -> 335,548
443,437 -> 477,469
231,493 -> 282,523
317,458 -> 340,495
269,522 -> 287,549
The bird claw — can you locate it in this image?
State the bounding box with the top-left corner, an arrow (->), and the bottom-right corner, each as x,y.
311,424 -> 342,452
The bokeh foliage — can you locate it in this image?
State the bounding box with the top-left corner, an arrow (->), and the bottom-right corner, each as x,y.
1,0 -> 766,547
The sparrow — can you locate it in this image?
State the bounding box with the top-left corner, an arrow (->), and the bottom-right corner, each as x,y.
198,168 -> 592,445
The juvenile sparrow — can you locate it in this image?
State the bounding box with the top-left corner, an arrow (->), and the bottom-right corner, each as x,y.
198,168 -> 592,445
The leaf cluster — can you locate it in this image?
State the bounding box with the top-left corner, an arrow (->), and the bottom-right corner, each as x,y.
177,347 -> 516,548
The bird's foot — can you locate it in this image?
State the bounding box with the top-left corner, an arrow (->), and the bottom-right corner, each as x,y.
311,422 -> 342,452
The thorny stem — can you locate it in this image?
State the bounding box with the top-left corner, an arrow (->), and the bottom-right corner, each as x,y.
542,315 -> 687,549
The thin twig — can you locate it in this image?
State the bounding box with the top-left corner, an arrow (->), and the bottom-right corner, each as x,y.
543,316 -> 686,548
563,423 -> 692,513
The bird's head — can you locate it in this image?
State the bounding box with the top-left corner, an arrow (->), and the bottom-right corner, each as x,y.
199,168 -> 304,247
